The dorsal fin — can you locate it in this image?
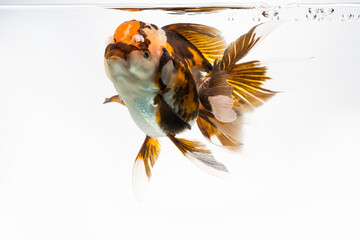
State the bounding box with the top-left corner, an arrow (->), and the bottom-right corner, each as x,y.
162,23 -> 227,69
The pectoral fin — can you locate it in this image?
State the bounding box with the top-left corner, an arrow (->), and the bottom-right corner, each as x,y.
103,95 -> 126,106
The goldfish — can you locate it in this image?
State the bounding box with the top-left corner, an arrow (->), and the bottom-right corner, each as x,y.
104,20 -> 279,198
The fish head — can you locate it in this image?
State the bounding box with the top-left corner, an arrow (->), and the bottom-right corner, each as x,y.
104,20 -> 168,85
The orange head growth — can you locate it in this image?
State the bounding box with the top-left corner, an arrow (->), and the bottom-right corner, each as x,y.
113,20 -> 142,45
111,20 -> 167,58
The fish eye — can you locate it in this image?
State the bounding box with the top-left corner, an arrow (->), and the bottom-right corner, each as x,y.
143,50 -> 150,59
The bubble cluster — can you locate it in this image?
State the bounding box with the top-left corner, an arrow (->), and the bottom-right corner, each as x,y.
252,15 -> 261,22
340,13 -> 360,21
227,5 -> 360,23
306,7 -> 335,21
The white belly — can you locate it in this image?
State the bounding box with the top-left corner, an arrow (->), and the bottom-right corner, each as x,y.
105,59 -> 166,138
124,96 -> 166,138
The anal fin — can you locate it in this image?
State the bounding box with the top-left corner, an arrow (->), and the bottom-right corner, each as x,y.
132,136 -> 161,200
167,134 -> 229,177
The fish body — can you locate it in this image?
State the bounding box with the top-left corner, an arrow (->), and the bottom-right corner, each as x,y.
104,20 -> 279,198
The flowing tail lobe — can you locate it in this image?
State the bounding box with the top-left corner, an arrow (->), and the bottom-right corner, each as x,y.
198,21 -> 282,148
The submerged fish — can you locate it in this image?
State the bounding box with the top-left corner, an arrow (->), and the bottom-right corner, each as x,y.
104,20 -> 279,198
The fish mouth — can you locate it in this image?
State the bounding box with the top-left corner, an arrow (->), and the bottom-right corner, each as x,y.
104,42 -> 139,60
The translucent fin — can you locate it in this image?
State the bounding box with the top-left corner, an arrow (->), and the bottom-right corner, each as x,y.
132,159 -> 148,200
208,95 -> 237,123
218,20 -> 283,71
132,136 -> 161,200
168,135 -> 229,177
103,95 -> 126,106
197,114 -> 242,149
162,23 -> 227,64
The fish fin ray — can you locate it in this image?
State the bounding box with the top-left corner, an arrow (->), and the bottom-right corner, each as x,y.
227,61 -> 276,111
200,60 -> 276,115
218,21 -> 283,71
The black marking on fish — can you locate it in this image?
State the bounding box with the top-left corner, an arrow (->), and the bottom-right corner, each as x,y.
150,24 -> 159,30
139,21 -> 152,30
137,29 -> 147,38
154,94 -> 191,135
158,78 -> 167,92
139,21 -> 146,28
137,39 -> 151,50
105,42 -> 139,60
158,47 -> 171,73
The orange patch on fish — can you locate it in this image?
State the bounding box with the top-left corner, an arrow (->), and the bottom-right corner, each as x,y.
187,47 -> 204,68
113,20 -> 141,44
165,43 -> 174,56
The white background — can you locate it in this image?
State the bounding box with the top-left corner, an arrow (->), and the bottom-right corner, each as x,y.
0,5 -> 360,240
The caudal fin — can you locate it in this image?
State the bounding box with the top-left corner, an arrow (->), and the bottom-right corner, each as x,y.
197,110 -> 243,150
217,20 -> 283,71
227,60 -> 277,112
197,21 -> 282,148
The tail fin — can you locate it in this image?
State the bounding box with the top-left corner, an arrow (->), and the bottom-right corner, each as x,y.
197,21 -> 281,148
227,60 -> 276,112
167,135 -> 229,177
197,110 -> 242,150
217,20 -> 283,71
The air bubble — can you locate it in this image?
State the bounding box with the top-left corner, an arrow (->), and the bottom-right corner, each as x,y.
306,13 -> 317,20
252,15 -> 261,22
227,12 -> 235,21
262,9 -> 278,18
341,13 -> 354,21
308,8 -> 320,14
262,6 -> 280,20
307,7 -> 335,21
323,8 -> 335,16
